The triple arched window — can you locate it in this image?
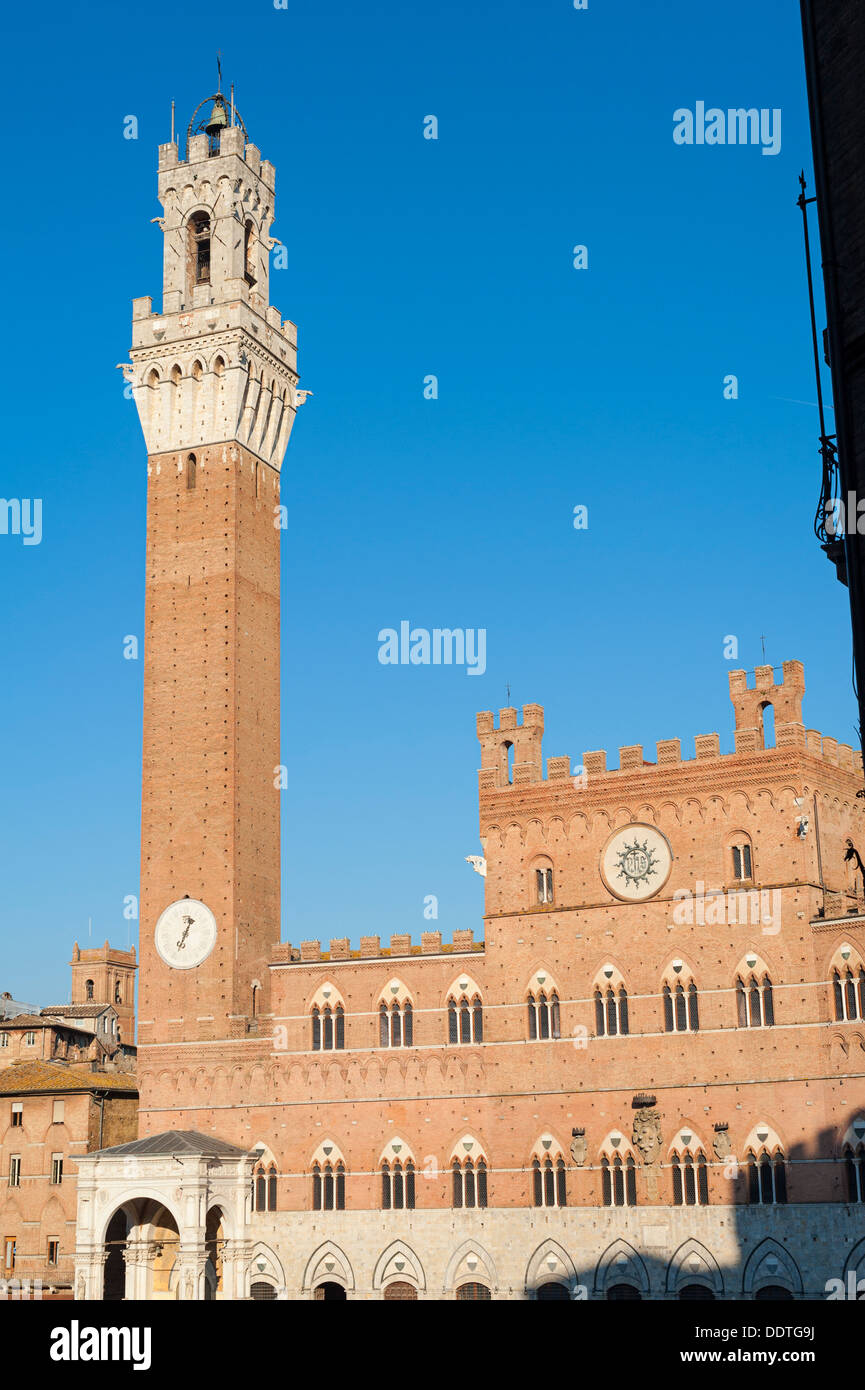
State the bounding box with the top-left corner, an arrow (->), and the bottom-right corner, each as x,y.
379,999 -> 413,1047
833,966 -> 865,1022
252,1163 -> 278,1212
527,990 -> 560,1040
671,1151 -> 709,1205
747,1149 -> 787,1205
312,1161 -> 346,1211
736,974 -> 774,1028
532,1155 -> 567,1208
381,1159 -> 416,1210
601,1154 -> 637,1206
448,994 -> 483,1044
452,1157 -> 488,1209
663,980 -> 699,1033
311,1004 -> 345,1051
595,985 -> 629,1037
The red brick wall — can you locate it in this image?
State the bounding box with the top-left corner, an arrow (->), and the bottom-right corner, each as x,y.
138,442 -> 280,1048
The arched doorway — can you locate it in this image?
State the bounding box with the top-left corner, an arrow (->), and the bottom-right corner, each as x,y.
679,1284 -> 715,1300
103,1209 -> 127,1301
103,1200 -> 179,1300
607,1284 -> 641,1300
250,1281 -> 277,1301
456,1282 -> 491,1300
314,1282 -> 347,1301
536,1282 -> 570,1300
383,1281 -> 417,1300
755,1285 -> 794,1301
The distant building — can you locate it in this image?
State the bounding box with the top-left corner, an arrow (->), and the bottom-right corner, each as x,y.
69,943 -> 137,1044
0,946 -> 137,1298
0,1062 -> 137,1298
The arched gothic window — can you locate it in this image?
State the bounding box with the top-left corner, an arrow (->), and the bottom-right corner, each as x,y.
844,1142 -> 865,1202
601,1154 -> 638,1207
379,998 -> 413,1047
833,966 -> 865,1021
447,993 -> 482,1044
736,974 -> 774,1028
311,1003 -> 345,1051
312,1160 -> 346,1211
381,1159 -> 416,1211
85,980 -> 94,1001
663,979 -> 699,1032
531,1155 -> 567,1208
671,1151 -> 709,1205
747,1149 -> 787,1205
731,842 -> 753,880
452,1157 -> 488,1209
527,990 -> 560,1040
186,453 -> 197,490
595,984 -> 629,1036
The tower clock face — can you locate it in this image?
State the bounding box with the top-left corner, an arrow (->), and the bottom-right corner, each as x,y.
600,824 -> 673,902
154,898 -> 217,969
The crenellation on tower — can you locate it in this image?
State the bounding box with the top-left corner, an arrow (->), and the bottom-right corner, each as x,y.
694,733 -> 720,759
618,744 -> 644,771
656,737 -> 682,765
476,703 -> 547,788
728,660 -> 806,745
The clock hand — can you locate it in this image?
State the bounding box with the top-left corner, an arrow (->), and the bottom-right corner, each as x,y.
176,914 -> 195,950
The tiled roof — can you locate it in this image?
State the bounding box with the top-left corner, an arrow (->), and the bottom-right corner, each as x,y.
95,1130 -> 245,1158
0,1061 -> 138,1095
0,1014 -> 95,1037
40,1004 -> 114,1018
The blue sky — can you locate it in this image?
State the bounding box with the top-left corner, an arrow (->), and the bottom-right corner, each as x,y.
0,0 -> 855,1006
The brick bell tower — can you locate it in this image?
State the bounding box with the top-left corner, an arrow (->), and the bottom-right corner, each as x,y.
127,90 -> 300,1053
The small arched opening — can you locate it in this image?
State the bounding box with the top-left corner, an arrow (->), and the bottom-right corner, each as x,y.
383,1280 -> 418,1301
535,1281 -> 570,1301
250,1280 -> 277,1301
188,212 -> 211,290
314,1281 -> 347,1301
760,701 -> 776,749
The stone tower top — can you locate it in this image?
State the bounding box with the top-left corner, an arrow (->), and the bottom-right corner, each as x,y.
153,89 -> 278,317
126,87 -> 302,470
